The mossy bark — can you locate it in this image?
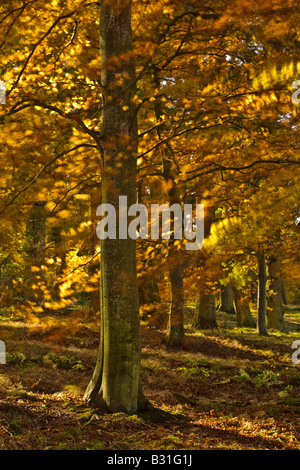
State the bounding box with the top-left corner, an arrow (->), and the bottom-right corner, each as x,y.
84,1 -> 148,413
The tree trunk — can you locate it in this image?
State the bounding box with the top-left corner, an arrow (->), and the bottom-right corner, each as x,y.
84,0 -> 148,413
165,262 -> 185,345
25,202 -> 46,303
26,202 -> 46,267
50,225 -> 67,300
152,73 -> 185,347
256,249 -> 269,336
193,292 -> 217,329
220,284 -> 235,314
193,201 -> 217,330
267,256 -> 285,331
231,285 -> 256,328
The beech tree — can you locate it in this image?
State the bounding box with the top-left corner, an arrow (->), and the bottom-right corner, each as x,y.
83,0 -> 150,413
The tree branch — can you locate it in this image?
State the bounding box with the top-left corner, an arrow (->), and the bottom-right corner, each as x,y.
0,144 -> 97,215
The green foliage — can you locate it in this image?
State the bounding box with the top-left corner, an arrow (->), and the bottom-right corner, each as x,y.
42,352 -> 85,370
253,370 -> 283,388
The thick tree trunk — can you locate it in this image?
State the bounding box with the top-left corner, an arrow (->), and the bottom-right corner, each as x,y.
220,284 -> 235,314
84,0 -> 148,413
193,292 -> 217,329
256,249 -> 269,336
267,256 -> 285,331
231,285 -> 256,328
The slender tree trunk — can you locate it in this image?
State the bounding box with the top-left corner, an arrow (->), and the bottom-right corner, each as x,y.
193,292 -> 217,329
84,0 -> 148,413
220,284 -> 235,314
138,277 -> 160,305
256,249 -> 269,336
165,261 -> 185,345
152,75 -> 185,347
193,201 -> 217,330
25,202 -> 47,303
267,256 -> 285,331
26,203 -> 46,267
50,225 -> 67,300
136,180 -> 161,309
231,285 -> 256,328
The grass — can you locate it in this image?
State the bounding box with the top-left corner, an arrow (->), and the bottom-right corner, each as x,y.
0,306 -> 299,450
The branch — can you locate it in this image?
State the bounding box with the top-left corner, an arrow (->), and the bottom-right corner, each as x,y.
60,250 -> 101,280
7,9 -> 78,96
0,98 -> 101,144
183,158 -> 300,183
30,175 -> 101,221
137,119 -> 229,159
0,144 -> 97,215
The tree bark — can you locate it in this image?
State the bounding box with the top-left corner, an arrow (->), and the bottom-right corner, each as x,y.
267,256 -> 285,331
220,284 -> 235,314
165,262 -> 185,345
84,0 -> 148,413
231,285 -> 256,328
193,292 -> 217,329
256,249 -> 269,336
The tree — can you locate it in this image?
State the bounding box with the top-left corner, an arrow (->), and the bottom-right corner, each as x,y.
220,284 -> 235,314
83,0 -> 148,413
193,200 -> 218,330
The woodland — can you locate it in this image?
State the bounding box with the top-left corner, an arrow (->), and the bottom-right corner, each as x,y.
0,0 -> 299,452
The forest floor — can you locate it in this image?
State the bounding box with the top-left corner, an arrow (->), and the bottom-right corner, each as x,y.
0,305 -> 299,450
